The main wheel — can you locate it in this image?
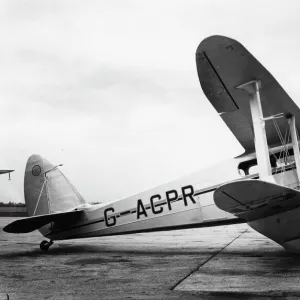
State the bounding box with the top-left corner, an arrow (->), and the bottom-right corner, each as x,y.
40,240 -> 53,251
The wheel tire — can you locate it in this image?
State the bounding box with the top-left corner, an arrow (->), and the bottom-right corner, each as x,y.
40,240 -> 49,251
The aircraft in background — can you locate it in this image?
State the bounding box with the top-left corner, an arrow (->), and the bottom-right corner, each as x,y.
0,170 -> 14,180
0,170 -> 15,208
4,35 -> 300,254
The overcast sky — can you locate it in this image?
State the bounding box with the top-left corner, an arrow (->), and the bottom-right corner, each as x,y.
1,0 -> 300,203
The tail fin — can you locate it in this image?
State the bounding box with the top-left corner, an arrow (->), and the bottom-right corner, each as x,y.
24,154 -> 85,217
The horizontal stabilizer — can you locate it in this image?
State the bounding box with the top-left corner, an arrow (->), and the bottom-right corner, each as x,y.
3,210 -> 83,233
214,180 -> 300,221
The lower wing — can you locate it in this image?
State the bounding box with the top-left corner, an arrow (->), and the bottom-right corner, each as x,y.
214,179 -> 300,222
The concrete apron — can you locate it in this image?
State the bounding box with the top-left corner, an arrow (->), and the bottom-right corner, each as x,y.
175,228 -> 300,298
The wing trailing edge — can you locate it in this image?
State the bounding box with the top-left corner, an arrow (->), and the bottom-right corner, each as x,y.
3,210 -> 83,233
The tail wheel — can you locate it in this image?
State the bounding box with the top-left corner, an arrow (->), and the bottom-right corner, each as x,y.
40,240 -> 53,251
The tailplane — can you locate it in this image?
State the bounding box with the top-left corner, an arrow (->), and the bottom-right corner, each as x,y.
3,210 -> 83,233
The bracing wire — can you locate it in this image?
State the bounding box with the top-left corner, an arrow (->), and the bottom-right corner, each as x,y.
266,105 -> 300,187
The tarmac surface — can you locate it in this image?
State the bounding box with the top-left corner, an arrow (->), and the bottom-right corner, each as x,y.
1,217 -> 300,299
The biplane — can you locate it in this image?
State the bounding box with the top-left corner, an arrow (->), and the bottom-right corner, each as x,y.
5,35 -> 300,254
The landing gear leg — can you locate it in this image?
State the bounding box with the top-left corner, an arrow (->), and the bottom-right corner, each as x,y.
40,240 -> 53,251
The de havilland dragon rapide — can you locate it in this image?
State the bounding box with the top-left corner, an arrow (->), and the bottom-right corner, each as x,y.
5,35 -> 300,254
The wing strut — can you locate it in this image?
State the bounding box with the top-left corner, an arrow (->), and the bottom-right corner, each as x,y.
236,80 -> 272,178
237,80 -> 300,183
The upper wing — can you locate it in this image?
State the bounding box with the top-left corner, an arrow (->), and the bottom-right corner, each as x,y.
3,210 -> 83,233
196,35 -> 300,154
214,179 -> 300,221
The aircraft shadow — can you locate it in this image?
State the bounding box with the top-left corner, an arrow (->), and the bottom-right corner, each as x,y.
1,243 -> 299,260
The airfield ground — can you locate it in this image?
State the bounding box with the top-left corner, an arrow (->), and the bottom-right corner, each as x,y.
1,218 -> 300,300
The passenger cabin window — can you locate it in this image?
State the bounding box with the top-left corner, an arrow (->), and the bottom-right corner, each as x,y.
248,164 -> 258,175
238,158 -> 258,176
276,155 -> 295,167
238,148 -> 296,177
